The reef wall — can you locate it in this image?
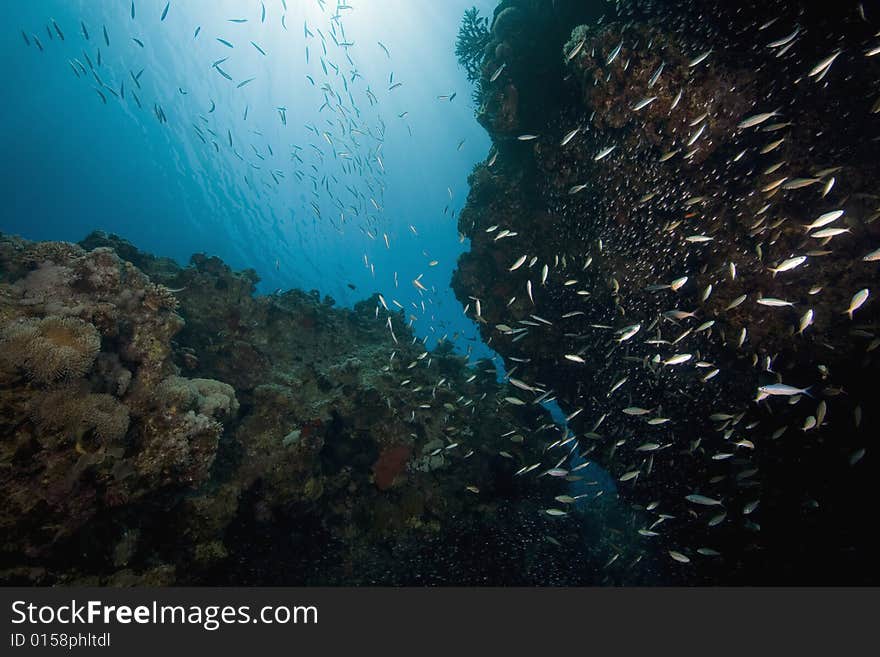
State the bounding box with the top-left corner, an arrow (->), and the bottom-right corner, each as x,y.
452,0 -> 879,583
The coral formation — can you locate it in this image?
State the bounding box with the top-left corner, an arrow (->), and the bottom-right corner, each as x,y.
452,0 -> 879,583
1,231 -> 625,586
372,445 -> 413,491
0,316 -> 100,384
31,385 -> 130,445
0,236 -> 235,571
455,7 -> 492,84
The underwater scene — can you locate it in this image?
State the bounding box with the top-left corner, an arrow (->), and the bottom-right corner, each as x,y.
0,0 -> 877,586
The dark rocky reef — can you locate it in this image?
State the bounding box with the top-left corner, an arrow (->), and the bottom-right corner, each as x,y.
453,0 -> 879,583
0,231 -> 637,585
0,239 -> 235,578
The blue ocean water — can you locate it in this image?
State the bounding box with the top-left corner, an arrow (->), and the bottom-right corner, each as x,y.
1,0 -> 497,360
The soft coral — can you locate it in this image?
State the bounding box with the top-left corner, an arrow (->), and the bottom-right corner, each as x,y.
371,445 -> 412,491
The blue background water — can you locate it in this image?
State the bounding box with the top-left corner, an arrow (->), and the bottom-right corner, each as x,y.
1,0 -> 498,361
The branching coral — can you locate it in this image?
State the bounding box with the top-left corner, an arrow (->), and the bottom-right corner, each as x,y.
0,316 -> 101,384
455,7 -> 491,84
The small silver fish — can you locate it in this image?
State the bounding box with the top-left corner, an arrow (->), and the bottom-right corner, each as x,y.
565,38 -> 585,62
768,256 -> 806,275
560,127 -> 580,146
758,383 -> 811,396
632,96 -> 658,111
669,550 -> 691,563
509,254 -> 527,271
648,61 -> 664,87
738,110 -> 780,129
688,49 -> 712,67
811,227 -> 850,239
606,40 -> 623,65
594,145 -> 616,161
803,210 -> 844,231
686,494 -> 722,506
798,309 -> 814,335
843,289 -> 869,319
757,297 -> 794,307
808,50 -> 841,78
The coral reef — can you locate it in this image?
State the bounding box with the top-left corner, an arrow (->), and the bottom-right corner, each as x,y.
0,231 -> 627,586
0,236 -> 235,572
456,7 -> 492,84
467,0 -> 605,134
452,0 -> 879,583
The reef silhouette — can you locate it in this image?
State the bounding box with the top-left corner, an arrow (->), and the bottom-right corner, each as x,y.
452,0 -> 878,583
